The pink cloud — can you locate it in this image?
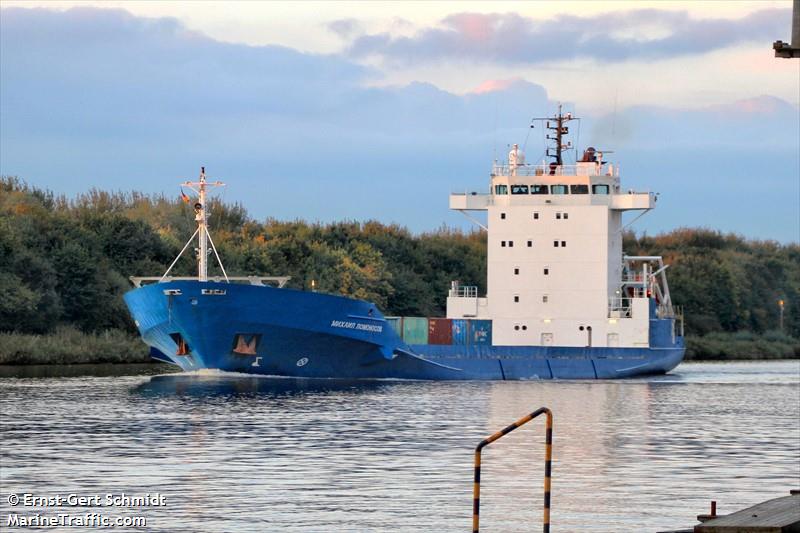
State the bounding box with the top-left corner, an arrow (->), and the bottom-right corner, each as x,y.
471,78 -> 523,94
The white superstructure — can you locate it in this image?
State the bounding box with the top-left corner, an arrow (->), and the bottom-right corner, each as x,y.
447,108 -> 677,348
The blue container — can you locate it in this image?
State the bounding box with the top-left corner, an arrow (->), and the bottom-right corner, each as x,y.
470,320 -> 492,346
451,319 -> 469,345
402,317 -> 429,345
385,317 -> 402,338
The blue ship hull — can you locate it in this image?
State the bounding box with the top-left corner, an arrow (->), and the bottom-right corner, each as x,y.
124,281 -> 684,380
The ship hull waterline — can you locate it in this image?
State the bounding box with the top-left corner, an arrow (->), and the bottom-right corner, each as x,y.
125,281 -> 685,381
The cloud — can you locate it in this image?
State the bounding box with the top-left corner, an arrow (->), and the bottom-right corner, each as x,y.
343,8 -> 791,65
0,7 -> 797,242
328,18 -> 363,38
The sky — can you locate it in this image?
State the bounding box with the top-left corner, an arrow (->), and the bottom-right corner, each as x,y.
1,1 -> 798,242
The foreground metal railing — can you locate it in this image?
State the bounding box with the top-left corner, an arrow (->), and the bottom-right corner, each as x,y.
472,407 -> 554,532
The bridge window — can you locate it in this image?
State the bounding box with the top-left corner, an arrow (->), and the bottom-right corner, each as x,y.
494,185 -> 508,195
531,184 -> 549,195
511,185 -> 529,194
592,184 -> 610,195
570,184 -> 589,194
551,185 -> 568,195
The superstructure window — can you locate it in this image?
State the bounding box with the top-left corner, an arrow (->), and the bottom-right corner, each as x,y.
544,267 -> 549,275
501,212 -> 506,219
501,241 -> 507,247
563,213 -> 569,219
592,184 -> 610,195
494,185 -> 508,195
527,240 -> 533,247
514,268 -> 519,275
561,240 -> 566,247
543,295 -> 549,303
533,212 -> 540,220
514,295 -> 520,303
556,212 -> 562,219
551,185 -> 568,195
570,184 -> 589,194
511,185 -> 529,195
553,241 -> 559,247
508,240 -> 514,247
531,184 -> 549,195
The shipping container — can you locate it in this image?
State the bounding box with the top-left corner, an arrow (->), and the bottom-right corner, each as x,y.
402,317 -> 429,345
451,319 -> 470,345
427,318 -> 452,345
385,317 -> 402,338
470,320 -> 492,346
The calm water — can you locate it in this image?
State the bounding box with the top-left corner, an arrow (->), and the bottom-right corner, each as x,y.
1,361 -> 798,532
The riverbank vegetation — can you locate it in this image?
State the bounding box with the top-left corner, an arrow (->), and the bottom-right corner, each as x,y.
1,176 -> 798,363
0,327 -> 149,365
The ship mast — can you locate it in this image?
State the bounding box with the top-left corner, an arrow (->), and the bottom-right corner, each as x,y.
160,167 -> 228,282
532,104 -> 577,166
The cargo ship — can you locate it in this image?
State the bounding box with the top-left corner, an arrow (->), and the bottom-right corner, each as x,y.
125,108 -> 685,379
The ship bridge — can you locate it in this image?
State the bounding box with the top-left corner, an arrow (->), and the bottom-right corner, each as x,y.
450,157 -> 654,212
446,107 -> 674,349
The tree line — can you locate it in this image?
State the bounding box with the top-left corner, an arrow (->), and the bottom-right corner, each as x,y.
1,177 -> 798,343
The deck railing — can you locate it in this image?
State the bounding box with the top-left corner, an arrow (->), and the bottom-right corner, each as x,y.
608,297 -> 634,318
449,285 -> 478,298
492,163 -> 618,177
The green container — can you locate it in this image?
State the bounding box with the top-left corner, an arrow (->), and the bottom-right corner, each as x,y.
402,317 -> 429,345
385,317 -> 403,338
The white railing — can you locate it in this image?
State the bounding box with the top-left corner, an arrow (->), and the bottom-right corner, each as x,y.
492,163 -> 618,178
130,276 -> 291,289
608,297 -> 633,318
449,285 -> 478,298
622,274 -> 647,284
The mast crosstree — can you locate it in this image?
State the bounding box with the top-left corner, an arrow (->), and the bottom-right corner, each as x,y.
161,167 -> 228,282
532,104 -> 577,166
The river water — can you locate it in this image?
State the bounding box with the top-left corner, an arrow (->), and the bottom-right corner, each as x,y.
1,361 -> 798,532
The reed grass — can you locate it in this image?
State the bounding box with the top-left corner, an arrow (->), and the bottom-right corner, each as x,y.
0,327 -> 151,365
685,330 -> 800,360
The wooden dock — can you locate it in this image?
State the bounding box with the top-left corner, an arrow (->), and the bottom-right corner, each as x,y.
660,491 -> 800,533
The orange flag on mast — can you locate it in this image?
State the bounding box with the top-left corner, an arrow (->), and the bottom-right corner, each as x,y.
180,188 -> 190,203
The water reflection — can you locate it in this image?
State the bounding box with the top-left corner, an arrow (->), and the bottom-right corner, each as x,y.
133,373 -> 396,398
